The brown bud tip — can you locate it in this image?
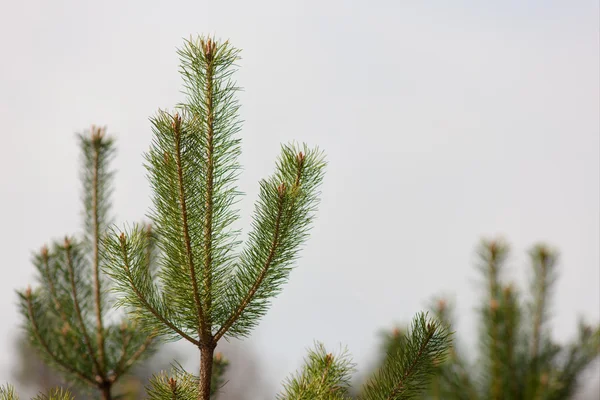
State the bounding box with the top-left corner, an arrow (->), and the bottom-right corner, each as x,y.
437,299 -> 447,311
25,286 -> 32,297
41,245 -> 49,257
215,352 -> 222,362
91,125 -> 106,145
171,113 -> 182,132
119,232 -> 126,243
490,298 -> 499,311
168,377 -> 177,389
64,237 -> 71,248
297,152 -> 305,163
325,353 -> 333,364
392,327 -> 401,337
277,182 -> 287,196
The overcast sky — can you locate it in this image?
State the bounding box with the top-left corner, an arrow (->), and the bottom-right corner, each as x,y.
0,0 -> 598,398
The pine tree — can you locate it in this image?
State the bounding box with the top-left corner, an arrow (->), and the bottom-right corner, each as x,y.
371,238 -> 600,399
100,35 -> 452,399
16,127 -> 156,400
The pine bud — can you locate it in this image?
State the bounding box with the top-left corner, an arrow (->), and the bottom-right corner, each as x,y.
296,152 -> 305,164
25,285 -> 31,298
437,299 -> 447,312
490,298 -> 499,311
41,245 -> 48,258
277,182 -> 287,196
172,112 -> 182,133
215,352 -> 223,362
392,327 -> 401,338
325,353 -> 333,365
168,377 -> 177,390
119,232 -> 126,244
64,237 -> 71,248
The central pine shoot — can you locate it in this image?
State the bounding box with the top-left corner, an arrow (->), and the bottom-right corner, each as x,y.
104,37 -> 326,399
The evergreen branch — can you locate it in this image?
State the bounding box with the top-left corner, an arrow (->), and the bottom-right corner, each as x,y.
219,145 -> 325,339
115,230 -> 201,346
277,343 -> 354,400
23,288 -> 95,385
0,385 -> 17,400
172,113 -> 207,342
32,388 -> 75,400
90,128 -> 107,374
526,245 -> 558,399
40,246 -> 70,328
360,313 -> 452,400
529,245 -> 557,359
63,237 -> 102,378
201,38 -> 216,331
0,386 -> 75,400
476,238 -> 509,400
213,182 -> 286,342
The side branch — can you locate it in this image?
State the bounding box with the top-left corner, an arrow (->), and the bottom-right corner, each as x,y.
387,325 -> 436,400
172,113 -> 206,342
119,234 -> 200,346
25,289 -> 95,386
214,184 -> 286,341
64,239 -> 103,377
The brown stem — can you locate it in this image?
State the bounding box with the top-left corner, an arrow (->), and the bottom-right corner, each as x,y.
100,383 -> 112,400
91,137 -> 106,373
199,344 -> 216,400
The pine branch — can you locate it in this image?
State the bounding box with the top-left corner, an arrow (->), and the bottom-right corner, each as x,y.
218,145 -> 325,340
64,238 -> 102,378
277,343 -> 354,400
476,239 -> 509,400
19,128 -> 155,399
359,313 -> 452,400
0,386 -> 75,400
103,227 -> 200,345
21,288 -> 95,385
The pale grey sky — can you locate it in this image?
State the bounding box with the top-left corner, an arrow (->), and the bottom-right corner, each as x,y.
0,0 -> 598,397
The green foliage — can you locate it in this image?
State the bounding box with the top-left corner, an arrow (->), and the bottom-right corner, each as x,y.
360,313 -> 452,400
16,128 -> 156,399
277,343 -> 354,400
0,385 -> 74,400
18,34 -> 451,399
146,355 -> 229,400
102,35 -> 330,399
372,238 -> 600,400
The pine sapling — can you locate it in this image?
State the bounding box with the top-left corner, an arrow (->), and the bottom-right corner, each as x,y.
104,35 -> 452,400
17,128 -> 156,399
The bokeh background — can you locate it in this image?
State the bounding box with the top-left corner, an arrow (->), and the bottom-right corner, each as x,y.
0,0 -> 598,398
